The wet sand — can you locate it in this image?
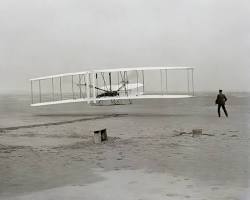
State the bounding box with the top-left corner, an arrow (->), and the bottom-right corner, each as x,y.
0,94 -> 249,199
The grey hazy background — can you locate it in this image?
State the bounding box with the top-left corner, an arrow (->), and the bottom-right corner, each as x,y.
0,0 -> 249,93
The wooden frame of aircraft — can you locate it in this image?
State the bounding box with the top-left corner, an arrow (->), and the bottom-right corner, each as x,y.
30,66 -> 194,106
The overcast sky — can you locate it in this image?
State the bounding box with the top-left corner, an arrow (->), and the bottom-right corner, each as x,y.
0,0 -> 249,93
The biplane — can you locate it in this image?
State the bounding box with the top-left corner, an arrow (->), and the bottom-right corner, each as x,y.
30,67 -> 194,106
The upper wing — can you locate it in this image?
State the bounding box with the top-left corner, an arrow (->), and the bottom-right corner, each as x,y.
30,66 -> 195,106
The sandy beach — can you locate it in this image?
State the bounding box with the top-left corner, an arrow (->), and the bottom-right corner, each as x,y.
0,93 -> 249,200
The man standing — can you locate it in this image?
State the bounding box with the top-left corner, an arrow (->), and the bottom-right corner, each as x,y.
215,89 -> 228,117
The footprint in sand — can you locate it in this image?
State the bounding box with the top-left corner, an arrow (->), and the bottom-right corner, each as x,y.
230,135 -> 238,137
96,162 -> 104,168
186,184 -> 194,188
166,193 -> 179,197
169,181 -> 177,184
211,186 -> 219,191
128,180 -> 137,184
229,130 -> 239,133
226,197 -> 240,200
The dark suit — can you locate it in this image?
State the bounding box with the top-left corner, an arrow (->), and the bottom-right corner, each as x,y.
215,93 -> 228,117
